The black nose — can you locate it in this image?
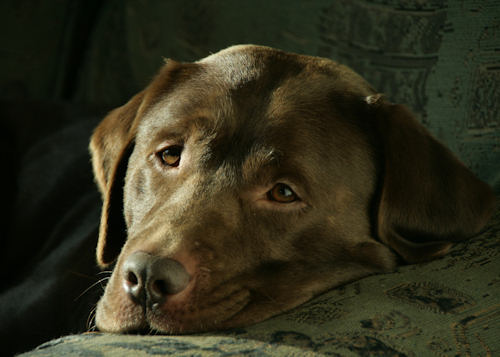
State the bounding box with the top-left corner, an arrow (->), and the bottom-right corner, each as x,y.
122,251 -> 190,306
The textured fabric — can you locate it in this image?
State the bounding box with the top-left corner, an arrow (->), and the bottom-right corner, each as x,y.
23,206 -> 500,356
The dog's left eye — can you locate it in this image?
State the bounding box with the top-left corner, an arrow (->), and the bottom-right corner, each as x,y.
158,146 -> 182,167
267,183 -> 298,203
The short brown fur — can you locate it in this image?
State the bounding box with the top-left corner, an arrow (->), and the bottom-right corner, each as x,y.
90,45 -> 495,333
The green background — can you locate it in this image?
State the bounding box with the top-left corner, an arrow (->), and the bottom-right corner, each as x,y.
1,0 -> 499,189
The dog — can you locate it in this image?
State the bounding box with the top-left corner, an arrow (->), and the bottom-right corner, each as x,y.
90,45 -> 495,334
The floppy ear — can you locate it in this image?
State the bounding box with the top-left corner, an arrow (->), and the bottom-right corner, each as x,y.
89,59 -> 197,268
369,96 -> 495,263
90,91 -> 144,267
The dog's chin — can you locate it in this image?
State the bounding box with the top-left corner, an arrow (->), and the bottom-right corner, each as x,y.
146,287 -> 253,333
95,284 -> 258,334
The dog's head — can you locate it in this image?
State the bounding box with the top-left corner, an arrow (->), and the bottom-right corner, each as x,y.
90,45 -> 495,333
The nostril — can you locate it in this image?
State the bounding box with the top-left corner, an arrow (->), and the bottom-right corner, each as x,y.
147,258 -> 191,303
149,279 -> 173,304
123,268 -> 145,304
127,271 -> 139,286
122,251 -> 151,304
152,279 -> 170,296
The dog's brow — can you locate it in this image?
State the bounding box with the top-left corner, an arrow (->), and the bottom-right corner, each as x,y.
148,115 -> 215,143
241,147 -> 280,181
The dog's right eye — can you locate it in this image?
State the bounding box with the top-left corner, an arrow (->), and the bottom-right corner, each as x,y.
267,183 -> 298,203
157,146 -> 183,167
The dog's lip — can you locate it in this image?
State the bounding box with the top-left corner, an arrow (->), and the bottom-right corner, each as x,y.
99,279 -> 252,334
145,285 -> 252,333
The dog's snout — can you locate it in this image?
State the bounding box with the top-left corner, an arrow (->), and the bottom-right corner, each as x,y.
122,251 -> 190,306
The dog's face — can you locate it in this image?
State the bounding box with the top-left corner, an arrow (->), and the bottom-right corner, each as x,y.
90,45 -> 494,334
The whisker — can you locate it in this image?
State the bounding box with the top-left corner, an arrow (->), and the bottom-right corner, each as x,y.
97,276 -> 110,290
74,277 -> 110,302
97,270 -> 113,276
86,305 -> 98,331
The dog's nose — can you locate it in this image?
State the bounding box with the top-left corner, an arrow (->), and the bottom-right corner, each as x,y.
122,251 -> 190,306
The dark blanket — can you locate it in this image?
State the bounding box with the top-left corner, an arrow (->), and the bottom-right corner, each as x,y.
1,111 -> 102,356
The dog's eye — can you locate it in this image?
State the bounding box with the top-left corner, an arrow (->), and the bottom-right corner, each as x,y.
158,146 -> 182,167
267,183 -> 298,203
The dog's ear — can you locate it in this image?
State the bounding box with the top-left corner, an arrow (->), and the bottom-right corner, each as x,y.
90,91 -> 144,267
90,92 -> 144,195
368,95 -> 495,263
90,60 -> 196,267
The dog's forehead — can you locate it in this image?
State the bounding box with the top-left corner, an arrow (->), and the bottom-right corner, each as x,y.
137,45 -> 375,153
197,45 -> 268,87
197,45 -> 374,94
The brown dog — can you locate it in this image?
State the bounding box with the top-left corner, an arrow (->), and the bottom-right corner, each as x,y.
90,45 -> 495,334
